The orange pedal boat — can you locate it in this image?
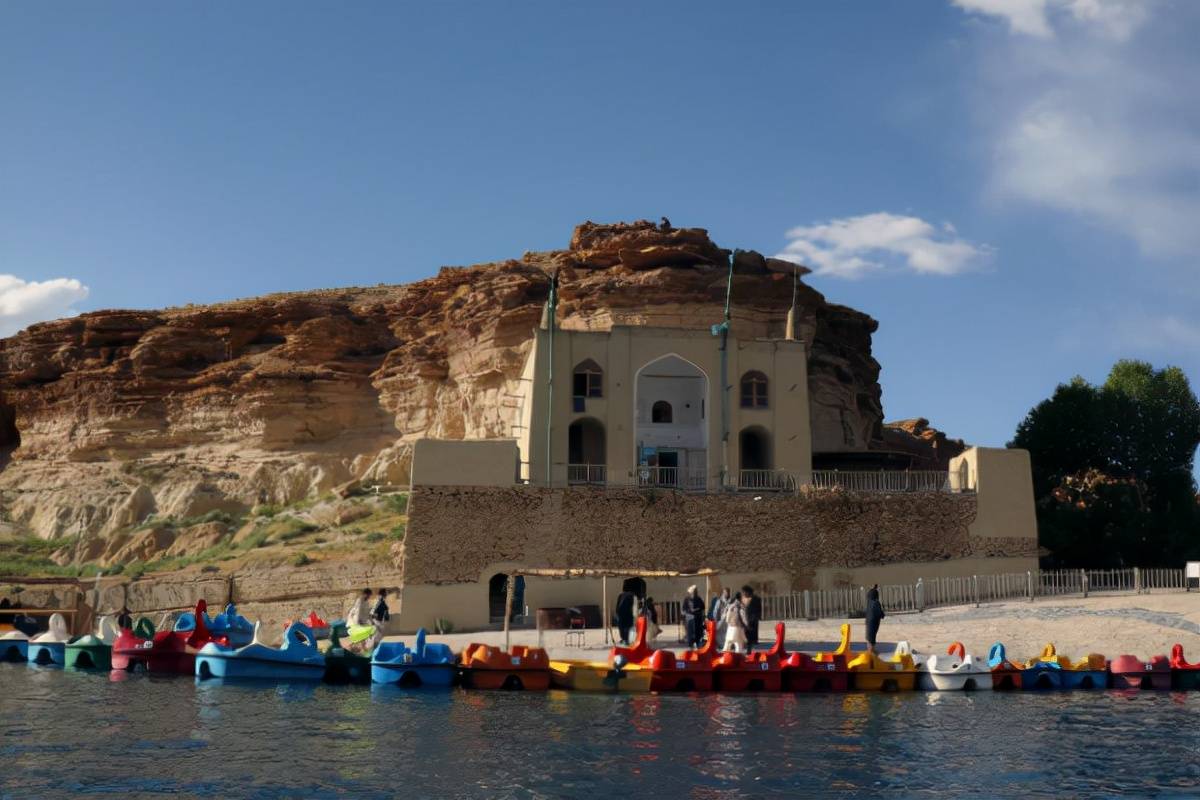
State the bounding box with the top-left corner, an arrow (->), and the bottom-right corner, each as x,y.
610,617 -> 717,692
459,643 -> 550,690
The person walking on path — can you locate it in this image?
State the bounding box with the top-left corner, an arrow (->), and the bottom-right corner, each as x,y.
347,588 -> 372,627
371,588 -> 390,624
722,592 -> 748,653
614,589 -> 636,645
865,585 -> 885,653
683,585 -> 706,649
742,586 -> 762,650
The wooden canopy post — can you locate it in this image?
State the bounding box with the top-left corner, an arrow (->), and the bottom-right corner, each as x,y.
503,573 -> 516,652
602,576 -> 609,645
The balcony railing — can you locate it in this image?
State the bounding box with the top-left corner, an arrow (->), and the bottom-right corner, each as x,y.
810,469 -> 953,493
732,469 -> 797,492
567,464 -> 607,485
637,466 -> 707,491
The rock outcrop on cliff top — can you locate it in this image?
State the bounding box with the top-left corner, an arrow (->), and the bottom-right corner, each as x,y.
0,220 -> 886,542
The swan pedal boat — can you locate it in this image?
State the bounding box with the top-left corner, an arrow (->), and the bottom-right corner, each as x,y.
460,643 -> 551,691
782,624 -> 851,692
1109,653 -> 1170,690
27,613 -> 72,666
64,616 -> 120,670
1170,645 -> 1200,690
847,642 -> 917,691
608,616 -> 716,692
988,643 -> 1024,690
196,621 -> 325,681
176,603 -> 255,649
321,623 -> 371,685
916,642 -> 989,691
712,621 -> 786,692
114,600 -> 226,674
0,630 -> 29,662
370,629 -> 455,688
1020,643 -> 1069,690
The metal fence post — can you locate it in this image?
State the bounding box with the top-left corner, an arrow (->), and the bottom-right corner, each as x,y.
1082,569 -> 1089,598
802,590 -> 812,620
1027,570 -> 1034,602
972,575 -> 979,607
916,579 -> 925,612
1134,567 -> 1142,594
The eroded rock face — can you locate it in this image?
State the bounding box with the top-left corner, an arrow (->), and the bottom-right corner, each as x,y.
881,418 -> 967,470
0,220 -> 887,543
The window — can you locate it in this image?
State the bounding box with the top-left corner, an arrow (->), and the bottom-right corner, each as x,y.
572,359 -> 603,398
740,371 -> 768,408
651,400 -> 673,424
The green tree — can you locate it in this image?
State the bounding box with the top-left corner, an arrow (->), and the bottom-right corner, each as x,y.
1011,360 -> 1200,568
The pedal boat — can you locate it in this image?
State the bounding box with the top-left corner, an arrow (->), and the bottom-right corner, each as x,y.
115,600 -> 225,674
27,613 -> 72,666
712,622 -> 786,692
608,617 -> 716,692
284,612 -> 331,641
782,624 -> 851,692
460,643 -> 552,690
0,630 -> 29,662
846,641 -> 917,691
196,621 -> 325,681
1170,645 -> 1200,690
176,602 -> 255,648
988,643 -> 1023,690
1021,644 -> 1070,690
920,642 -> 989,691
1109,653 -> 1171,690
370,629 -> 455,688
64,616 -> 120,670
548,656 -> 653,693
1061,652 -> 1107,690
321,623 -> 371,685
110,618 -> 157,671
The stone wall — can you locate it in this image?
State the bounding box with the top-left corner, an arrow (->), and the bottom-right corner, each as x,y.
401,486 -> 1038,590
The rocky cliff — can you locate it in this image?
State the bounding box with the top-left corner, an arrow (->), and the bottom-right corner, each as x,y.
0,220 -> 885,545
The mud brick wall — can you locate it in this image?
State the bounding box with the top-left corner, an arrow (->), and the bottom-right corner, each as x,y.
402,486 -> 1039,587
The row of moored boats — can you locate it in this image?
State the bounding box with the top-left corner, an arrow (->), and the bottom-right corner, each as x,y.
4,604 -> 1200,692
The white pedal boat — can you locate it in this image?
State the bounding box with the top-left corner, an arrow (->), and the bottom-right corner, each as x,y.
27,613 -> 72,666
920,641 -> 989,690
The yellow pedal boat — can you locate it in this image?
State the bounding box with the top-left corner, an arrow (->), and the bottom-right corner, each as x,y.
846,642 -> 917,691
548,659 -> 653,693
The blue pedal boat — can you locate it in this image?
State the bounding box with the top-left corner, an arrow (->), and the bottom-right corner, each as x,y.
195,621 -> 325,681
27,613 -> 72,667
371,629 -> 455,688
1,630 -> 29,662
176,602 -> 255,648
1020,643 -> 1068,690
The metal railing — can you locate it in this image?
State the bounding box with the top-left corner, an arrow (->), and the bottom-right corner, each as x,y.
732,469 -> 797,492
636,466 -> 706,491
566,464 -> 607,485
810,470 -> 953,493
760,566 -> 1190,621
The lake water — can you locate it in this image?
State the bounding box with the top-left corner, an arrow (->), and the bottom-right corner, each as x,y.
3,664 -> 1200,798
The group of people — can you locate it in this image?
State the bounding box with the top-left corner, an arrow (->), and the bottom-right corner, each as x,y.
345,587 -> 391,651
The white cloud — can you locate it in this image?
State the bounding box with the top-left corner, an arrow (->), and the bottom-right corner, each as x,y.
956,0 -> 1200,260
0,275 -> 90,337
776,213 -> 991,279
951,0 -> 1149,40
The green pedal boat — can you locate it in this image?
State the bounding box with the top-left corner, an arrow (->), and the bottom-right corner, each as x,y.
64,616 -> 120,670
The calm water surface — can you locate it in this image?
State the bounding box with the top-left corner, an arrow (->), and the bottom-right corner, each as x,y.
3,664 -> 1200,798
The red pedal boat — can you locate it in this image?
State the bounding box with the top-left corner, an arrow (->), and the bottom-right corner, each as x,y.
460,643 -> 551,690
712,621 -> 785,692
609,617 -> 717,692
782,623 -> 851,692
112,599 -> 225,674
1170,644 -> 1200,690
1110,653 -> 1170,689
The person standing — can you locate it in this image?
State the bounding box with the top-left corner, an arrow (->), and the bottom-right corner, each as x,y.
683,585 -> 706,649
710,587 -> 731,645
742,585 -> 762,650
641,596 -> 661,640
614,589 -> 636,645
722,592 -> 748,653
371,588 -> 390,624
116,605 -> 134,630
347,588 -> 372,627
865,585 -> 885,653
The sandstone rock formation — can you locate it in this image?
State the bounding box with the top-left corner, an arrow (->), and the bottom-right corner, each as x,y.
881,418 -> 967,470
0,219 -> 888,546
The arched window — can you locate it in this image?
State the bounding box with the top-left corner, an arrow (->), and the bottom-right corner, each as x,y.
651,400 -> 673,424
740,371 -> 768,408
572,359 -> 603,399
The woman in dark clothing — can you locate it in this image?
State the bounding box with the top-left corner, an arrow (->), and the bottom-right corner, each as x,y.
682,585 -> 706,649
742,585 -> 762,650
865,585 -> 885,653
371,588 -> 390,623
614,590 -> 636,645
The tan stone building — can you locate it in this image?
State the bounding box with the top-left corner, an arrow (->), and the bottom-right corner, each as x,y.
393,299 -> 1040,633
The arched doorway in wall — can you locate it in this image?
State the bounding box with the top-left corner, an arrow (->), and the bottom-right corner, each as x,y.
634,354 -> 709,490
567,417 -> 607,484
488,573 -> 526,622
738,426 -> 773,488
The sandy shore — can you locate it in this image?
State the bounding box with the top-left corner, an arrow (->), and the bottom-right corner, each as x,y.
390,590 -> 1200,662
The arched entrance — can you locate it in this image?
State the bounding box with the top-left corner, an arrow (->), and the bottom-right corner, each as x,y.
635,355 -> 709,490
488,573 -> 526,622
568,417 -> 606,484
738,426 -> 774,488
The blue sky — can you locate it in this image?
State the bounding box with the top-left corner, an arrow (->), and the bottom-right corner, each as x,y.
2,1 -> 1198,455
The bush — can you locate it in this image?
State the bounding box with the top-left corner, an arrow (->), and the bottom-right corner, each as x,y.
125,561 -> 147,580
200,564 -> 220,573
364,532 -> 385,544
241,530 -> 269,549
253,504 -> 281,519
276,520 -> 318,542
389,523 -> 406,541
386,493 -> 409,515
291,552 -> 311,567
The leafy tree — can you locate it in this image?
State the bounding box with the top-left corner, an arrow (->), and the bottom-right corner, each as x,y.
1011,360 -> 1200,568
